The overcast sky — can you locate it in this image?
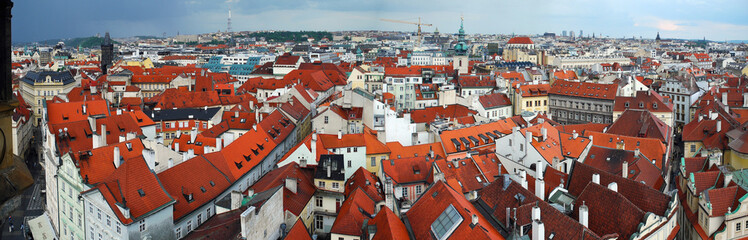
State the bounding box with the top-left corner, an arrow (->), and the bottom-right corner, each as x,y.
12,0 -> 748,43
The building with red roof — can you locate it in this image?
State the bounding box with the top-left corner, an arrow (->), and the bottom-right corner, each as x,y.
404,181 -> 504,240
548,79 -> 618,125
440,118 -> 517,158
613,90 -> 674,127
566,162 -> 679,240
476,92 -> 512,120
433,153 -> 501,199
273,53 -> 304,75
329,188 -> 378,239
381,155 -> 434,211
513,83 -> 550,115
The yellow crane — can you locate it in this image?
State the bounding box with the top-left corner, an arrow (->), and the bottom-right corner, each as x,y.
380,17 -> 433,46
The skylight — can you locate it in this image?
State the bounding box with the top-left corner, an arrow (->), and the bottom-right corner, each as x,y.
431,204 -> 463,240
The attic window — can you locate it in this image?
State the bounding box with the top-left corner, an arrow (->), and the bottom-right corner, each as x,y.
431,204 -> 463,240
209,181 -> 215,187
624,102 -> 629,108
200,187 -> 206,193
240,119 -> 246,123
639,102 -> 644,108
137,189 -> 145,197
653,103 -> 658,109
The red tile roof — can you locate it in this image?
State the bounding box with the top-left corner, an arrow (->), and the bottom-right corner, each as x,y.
435,155 -> 496,194
613,90 -> 673,113
157,154 -> 233,220
87,155 -> 174,224
370,207 -> 410,240
567,162 -> 671,217
131,74 -> 176,84
550,79 -> 617,100
79,139 -> 145,184
284,219 -> 313,240
283,69 -> 336,92
478,92 -> 512,109
330,188 -> 377,237
585,131 -> 667,170
410,104 -> 477,124
386,142 -> 445,160
344,167 -> 384,203
517,84 -> 549,97
405,181 -> 504,240
584,146 -> 664,189
690,171 -> 722,196
704,186 -> 740,217
248,162 -> 316,216
46,99 -> 109,125
572,182 -> 645,239
382,156 -> 434,186
476,175 -> 601,240
507,36 -> 533,44
274,53 -> 302,65
439,119 -> 517,154
606,109 -> 671,143
458,75 -> 495,88
236,77 -> 293,93
553,70 -> 578,80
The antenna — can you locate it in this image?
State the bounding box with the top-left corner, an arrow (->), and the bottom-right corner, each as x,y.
227,8 -> 232,33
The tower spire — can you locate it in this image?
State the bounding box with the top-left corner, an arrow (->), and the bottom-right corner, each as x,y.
227,8 -> 232,33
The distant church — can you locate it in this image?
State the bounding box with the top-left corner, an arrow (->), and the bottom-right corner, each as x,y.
453,17 -> 469,75
100,32 -> 114,74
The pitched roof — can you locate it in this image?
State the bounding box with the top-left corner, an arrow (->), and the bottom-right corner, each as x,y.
330,188 -> 377,237
572,182 -> 645,239
157,154 -> 233,220
478,92 -> 512,109
439,119 -> 517,154
284,219 -> 313,240
345,168 -> 384,203
507,36 -> 533,44
703,186 -> 741,217
410,104 -> 477,123
585,131 -> 667,170
386,142 -> 445,160
476,175 -> 601,240
517,84 -> 549,97
382,156 -> 434,186
405,181 -> 504,240
458,75 -> 495,88
248,162 -> 316,216
567,162 -> 671,217
550,79 -> 616,100
584,146 -> 664,189
370,207 -> 410,240
86,155 -> 173,225
606,109 -> 671,143
613,90 -> 673,113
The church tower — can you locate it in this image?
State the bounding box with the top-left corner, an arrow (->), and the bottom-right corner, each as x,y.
655,32 -> 661,43
100,32 -> 114,74
453,17 -> 469,75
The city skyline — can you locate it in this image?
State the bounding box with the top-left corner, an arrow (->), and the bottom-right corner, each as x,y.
12,0 -> 748,43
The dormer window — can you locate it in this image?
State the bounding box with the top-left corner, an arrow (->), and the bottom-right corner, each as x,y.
624,102 -> 629,108
653,103 -> 658,109
639,102 -> 644,108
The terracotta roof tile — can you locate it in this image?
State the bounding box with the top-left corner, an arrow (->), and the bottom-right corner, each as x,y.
550,79 -> 616,100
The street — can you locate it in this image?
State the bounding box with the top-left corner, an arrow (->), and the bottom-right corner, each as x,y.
1,144 -> 45,240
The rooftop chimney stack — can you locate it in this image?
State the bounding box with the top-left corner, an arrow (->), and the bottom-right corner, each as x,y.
722,92 -> 728,105
572,130 -> 578,139
338,130 -> 343,140
471,214 -> 479,226
622,161 -> 628,178
285,178 -> 298,194
717,120 -> 722,132
535,161 -> 545,200
608,182 -> 618,192
540,127 -> 547,142
113,146 -> 121,168
519,169 -> 528,190
311,133 -> 318,162
579,201 -> 589,228
532,205 -> 544,240
592,173 -> 600,184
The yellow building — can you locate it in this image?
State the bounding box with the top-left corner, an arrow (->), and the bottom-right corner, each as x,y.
124,57 -> 154,68
513,84 -> 550,115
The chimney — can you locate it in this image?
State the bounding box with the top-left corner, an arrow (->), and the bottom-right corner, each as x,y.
471,214 -> 479,226
622,161 -> 628,178
699,114 -> 704,122
579,202 -> 589,228
592,173 -> 600,184
532,205 -> 544,240
116,108 -> 122,115
338,130 -> 343,139
168,158 -> 173,168
300,159 -> 307,168
234,111 -> 238,118
187,149 -> 195,159
311,133 -> 318,161
572,130 -> 578,139
204,145 -> 210,154
175,142 -> 180,152
525,131 -> 532,155
722,92 -> 728,105
249,101 -> 254,110
82,104 -> 87,114
710,110 -> 718,120
101,124 -> 107,146
327,164 -> 332,178
113,146 -> 121,168
743,92 -> 748,108
118,134 -> 126,143
634,148 -> 640,158
285,178 -> 298,194
252,124 -> 257,131
540,127 -> 547,142
519,169 -> 528,190
429,146 -> 435,158
717,120 -> 722,132
608,182 -> 618,192
216,139 -> 222,151
535,161 -> 545,200
230,191 -> 243,210
93,132 -> 101,149
190,127 -> 197,143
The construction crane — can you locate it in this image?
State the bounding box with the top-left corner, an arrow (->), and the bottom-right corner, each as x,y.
380,17 -> 433,46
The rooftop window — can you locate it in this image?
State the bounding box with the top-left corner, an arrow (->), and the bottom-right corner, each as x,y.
431,204 -> 463,240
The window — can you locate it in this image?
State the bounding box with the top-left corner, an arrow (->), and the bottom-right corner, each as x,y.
315,216 -> 324,230
738,222 -> 742,232
402,187 -> 408,198
347,148 -> 351,153
371,157 -> 376,167
187,221 -> 192,232
691,144 -> 696,153
332,182 -> 339,189
319,181 -> 326,188
116,224 -> 121,234
197,213 -> 202,225
107,215 -> 111,226
324,116 -> 329,124
348,161 -> 352,168
139,220 -> 146,232
165,122 -> 170,128
97,209 -> 101,220
207,207 -> 212,217
416,185 -> 422,195
316,196 -> 323,207
431,204 -> 463,240
176,228 -> 181,239
354,147 -> 358,152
